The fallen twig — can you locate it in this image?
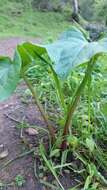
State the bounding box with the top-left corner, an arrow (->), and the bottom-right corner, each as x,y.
4,113 -> 22,123
0,148 -> 35,171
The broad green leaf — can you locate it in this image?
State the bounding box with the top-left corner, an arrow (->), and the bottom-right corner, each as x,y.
22,42 -> 46,57
73,22 -> 90,40
18,42 -> 48,73
59,26 -> 88,41
44,29 -> 107,78
23,26 -> 107,79
0,49 -> 21,101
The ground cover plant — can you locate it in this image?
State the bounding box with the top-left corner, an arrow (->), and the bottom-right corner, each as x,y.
0,0 -> 70,41
0,25 -> 107,189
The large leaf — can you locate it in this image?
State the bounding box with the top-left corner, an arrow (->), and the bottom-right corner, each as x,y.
22,26 -> 107,79
44,28 -> 107,78
0,50 -> 21,101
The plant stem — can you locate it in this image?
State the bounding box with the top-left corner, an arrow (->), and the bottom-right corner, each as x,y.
61,59 -> 95,149
88,75 -> 92,134
23,75 -> 55,142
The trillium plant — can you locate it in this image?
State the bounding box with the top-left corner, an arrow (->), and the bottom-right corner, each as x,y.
0,26 -> 107,149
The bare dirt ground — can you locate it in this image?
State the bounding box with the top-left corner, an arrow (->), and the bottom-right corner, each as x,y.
0,37 -> 41,57
0,37 -> 45,190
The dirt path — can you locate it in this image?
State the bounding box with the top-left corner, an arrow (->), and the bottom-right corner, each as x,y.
0,37 -> 44,190
0,37 -> 41,57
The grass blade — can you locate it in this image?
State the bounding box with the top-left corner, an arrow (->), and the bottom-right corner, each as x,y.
40,144 -> 65,190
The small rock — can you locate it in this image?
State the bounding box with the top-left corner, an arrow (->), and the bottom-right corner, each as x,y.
43,176 -> 47,181
64,169 -> 70,174
3,104 -> 9,109
25,128 -> 39,136
0,144 -> 4,148
0,149 -> 9,159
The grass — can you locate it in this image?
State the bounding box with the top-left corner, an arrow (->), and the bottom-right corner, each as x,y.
0,0 -> 71,41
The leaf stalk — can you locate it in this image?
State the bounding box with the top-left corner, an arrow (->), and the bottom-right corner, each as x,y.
61,58 -> 95,149
23,75 -> 55,142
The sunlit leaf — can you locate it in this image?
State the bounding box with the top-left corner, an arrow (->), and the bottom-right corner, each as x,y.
23,26 -> 107,79
0,49 -> 21,101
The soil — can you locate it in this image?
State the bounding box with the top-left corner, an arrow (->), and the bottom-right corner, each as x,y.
0,38 -> 78,190
0,37 -> 41,57
0,37 -> 47,190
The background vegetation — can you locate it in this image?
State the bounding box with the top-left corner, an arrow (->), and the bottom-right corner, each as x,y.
0,0 -> 107,40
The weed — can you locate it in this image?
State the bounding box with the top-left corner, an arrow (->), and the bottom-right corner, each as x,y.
15,174 -> 26,187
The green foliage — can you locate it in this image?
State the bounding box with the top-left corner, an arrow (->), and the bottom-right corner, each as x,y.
0,25 -> 107,134
79,0 -> 107,24
93,0 -> 107,23
32,0 -> 71,12
0,0 -> 70,40
18,26 -> 107,79
79,0 -> 94,21
15,174 -> 25,187
0,26 -> 107,188
0,51 -> 21,101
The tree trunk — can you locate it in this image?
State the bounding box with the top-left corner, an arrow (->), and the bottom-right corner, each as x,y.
72,0 -> 79,22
